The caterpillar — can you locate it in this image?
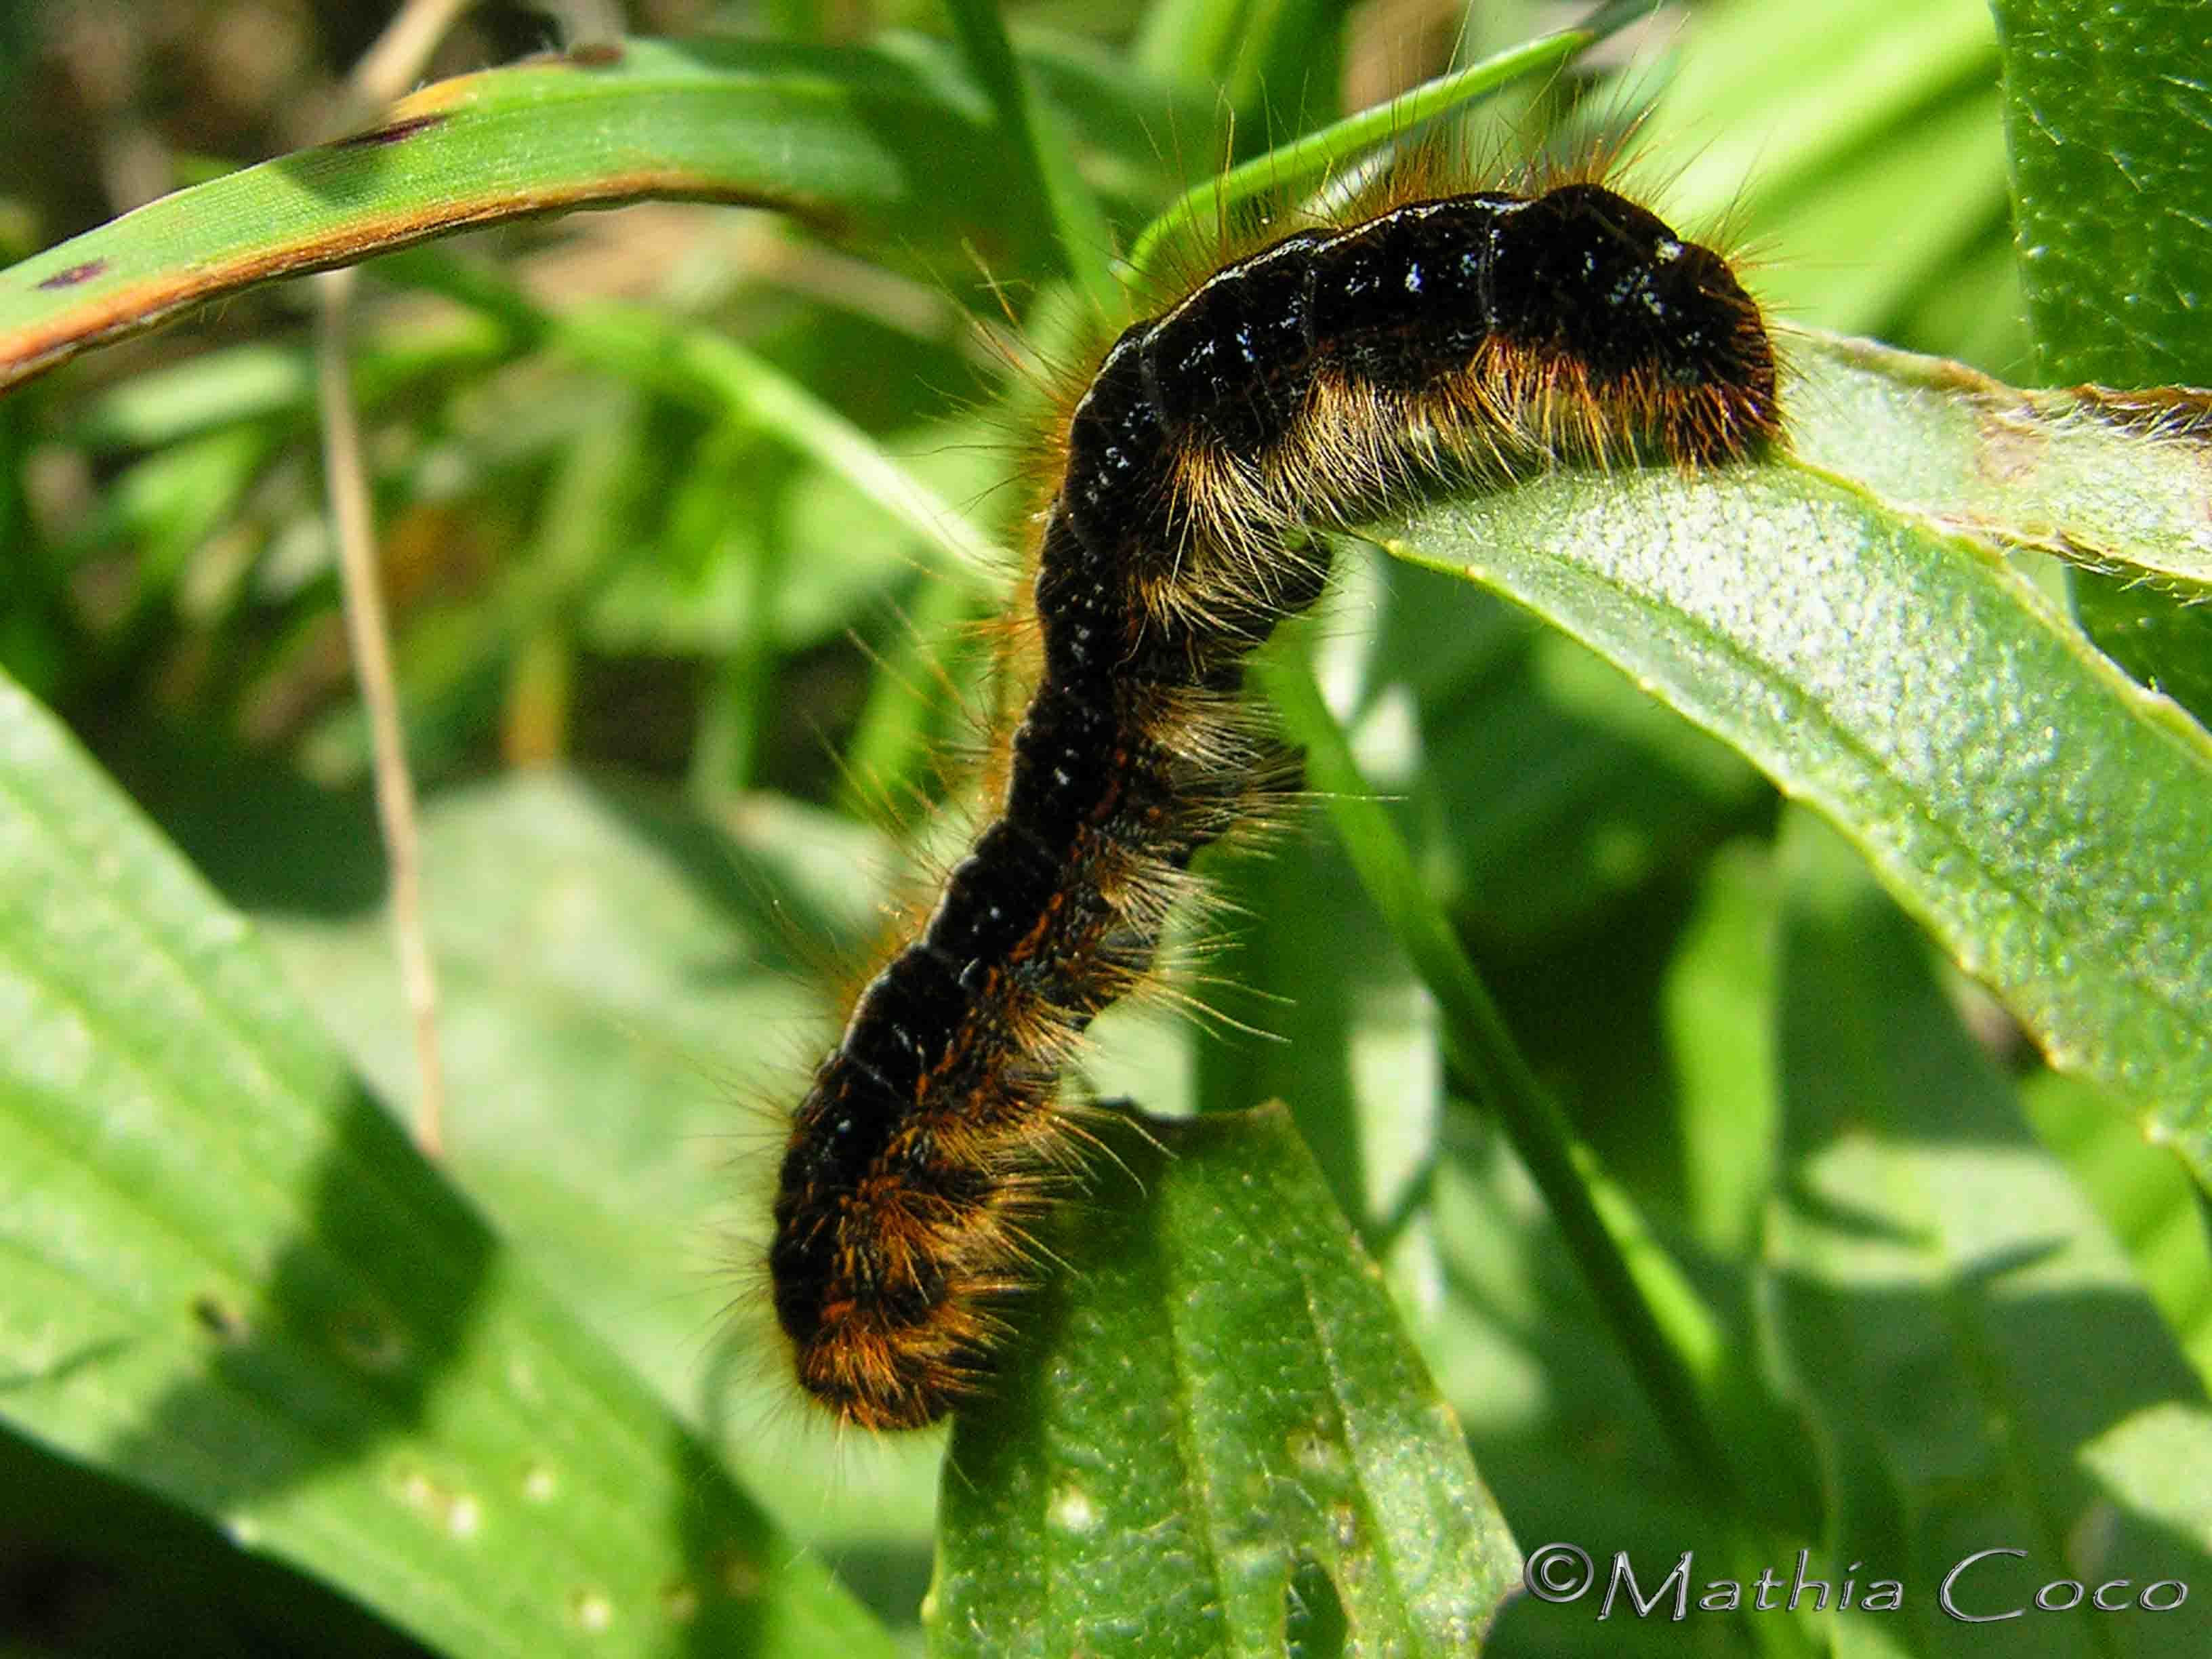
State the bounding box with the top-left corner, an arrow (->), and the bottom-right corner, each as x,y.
767,163 -> 1780,1431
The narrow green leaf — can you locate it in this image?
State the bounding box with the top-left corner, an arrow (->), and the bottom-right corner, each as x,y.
1660,841 -> 1779,1262
0,673 -> 893,1658
1124,25 -> 1597,287
0,36 -> 1038,392
1132,0 -> 1261,98
1767,811 -> 2212,1658
941,0 -> 1120,314
374,251 -> 1009,584
1218,0 -> 1357,140
933,1105 -> 1519,1658
1788,330 -> 2212,591
1190,822 -> 1443,1261
834,561 -> 996,816
1262,653 -> 1744,1496
1657,0 -> 1998,220
1638,0 -> 2013,359
1361,453 -> 2212,1172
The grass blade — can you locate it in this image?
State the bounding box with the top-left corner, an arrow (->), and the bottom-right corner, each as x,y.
0,672 -> 894,1658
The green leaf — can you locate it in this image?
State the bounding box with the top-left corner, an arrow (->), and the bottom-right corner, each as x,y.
0,672 -> 893,1658
371,252 -> 1009,583
1992,1 -> 2212,729
1359,443 -> 2212,1174
1656,0 -> 1997,218
1190,821 -> 1445,1244
1261,655 -> 1745,1511
940,0 -> 1119,313
1643,0 -> 2015,357
1126,26 -> 1598,286
0,1418 -> 426,1658
1660,841 -> 1780,1263
933,1106 -> 1519,1658
0,35 -> 1064,392
1992,0 -> 2212,386
2021,1069 -> 2212,1391
251,771 -> 945,1540
1767,811 -> 2212,1658
1380,577 -> 1765,945
1787,331 -> 2212,592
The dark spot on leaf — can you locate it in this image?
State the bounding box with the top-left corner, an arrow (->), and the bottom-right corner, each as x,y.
35,260 -> 106,290
330,113 -> 449,150
568,41 -> 623,67
192,1293 -> 250,1343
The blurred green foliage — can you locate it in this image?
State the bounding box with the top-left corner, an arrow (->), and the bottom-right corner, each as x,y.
2,1 -> 2210,1657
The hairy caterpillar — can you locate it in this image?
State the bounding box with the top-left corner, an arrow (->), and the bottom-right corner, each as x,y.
768,161 -> 1780,1431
